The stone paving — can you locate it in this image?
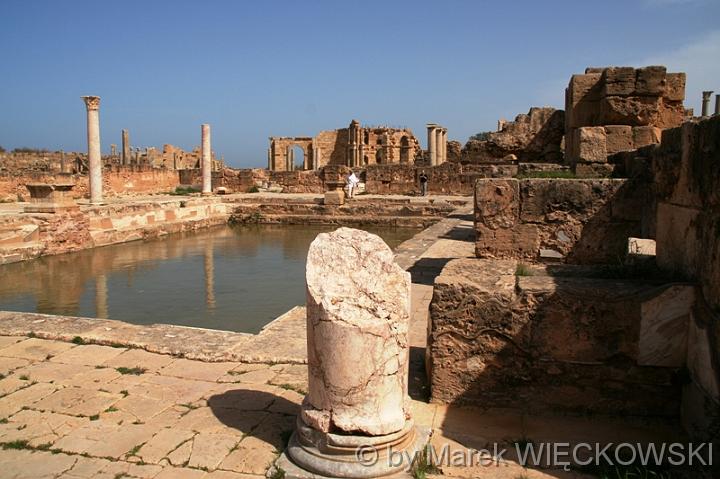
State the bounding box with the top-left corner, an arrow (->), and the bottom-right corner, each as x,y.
0,204 -> 680,478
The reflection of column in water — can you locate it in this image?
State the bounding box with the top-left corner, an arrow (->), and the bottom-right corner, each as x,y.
204,241 -> 215,310
95,274 -> 108,318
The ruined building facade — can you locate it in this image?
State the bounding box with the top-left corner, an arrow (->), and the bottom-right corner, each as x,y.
267,120 -> 422,171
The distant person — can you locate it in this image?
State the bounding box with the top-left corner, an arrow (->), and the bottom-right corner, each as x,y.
347,172 -> 359,198
419,171 -> 428,196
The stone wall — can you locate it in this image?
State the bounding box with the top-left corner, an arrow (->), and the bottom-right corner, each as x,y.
428,258 -> 691,416
648,116 -> 720,439
0,167 -> 181,201
474,178 -> 643,263
565,66 -> 686,175
460,107 -> 565,164
365,163 -> 516,196
0,197 -> 232,264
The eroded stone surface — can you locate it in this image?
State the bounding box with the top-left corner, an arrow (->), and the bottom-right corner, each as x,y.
303,227 -> 411,435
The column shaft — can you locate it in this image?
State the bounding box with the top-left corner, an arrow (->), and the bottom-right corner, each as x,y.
121,129 -> 129,166
83,96 -> 102,204
201,124 -> 212,194
427,125 -> 437,166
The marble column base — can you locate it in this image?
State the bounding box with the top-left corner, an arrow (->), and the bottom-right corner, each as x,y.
271,418 -> 430,478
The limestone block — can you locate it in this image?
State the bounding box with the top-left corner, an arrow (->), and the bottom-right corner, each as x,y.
632,125 -> 662,149
627,237 -> 656,257
566,73 -> 602,128
655,202 -> 700,279
303,227 -> 410,435
575,126 -> 607,163
474,179 -> 519,229
687,316 -> 720,400
637,285 -> 694,367
599,95 -> 663,126
601,67 -> 636,97
604,125 -> 633,154
322,190 -> 344,206
666,73 -> 686,101
635,65 -> 667,96
574,162 -> 615,178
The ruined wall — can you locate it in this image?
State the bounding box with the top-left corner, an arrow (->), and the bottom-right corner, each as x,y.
648,116 -> 720,439
565,66 -> 686,175
474,178 -> 642,263
365,163 -> 516,196
0,167 -> 181,201
461,107 -> 565,164
428,258 -> 688,415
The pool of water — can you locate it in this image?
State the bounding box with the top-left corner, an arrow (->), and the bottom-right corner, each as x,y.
0,225 -> 420,333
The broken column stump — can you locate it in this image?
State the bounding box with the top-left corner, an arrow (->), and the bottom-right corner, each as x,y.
276,227 -> 429,478
24,182 -> 78,214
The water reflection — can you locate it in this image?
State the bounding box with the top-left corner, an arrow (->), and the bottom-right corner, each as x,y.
0,225 -> 419,333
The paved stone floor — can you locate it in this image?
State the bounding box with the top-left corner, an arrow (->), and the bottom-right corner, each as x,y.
0,205 -> 680,478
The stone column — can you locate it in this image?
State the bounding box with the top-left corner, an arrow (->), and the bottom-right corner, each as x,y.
435,127 -> 443,165
121,129 -> 130,166
82,96 -> 103,204
443,128 -> 448,164
278,227 -> 428,478
201,124 -> 212,195
702,91 -> 713,116
715,94 -> 720,116
426,124 -> 437,166
314,147 -> 321,169
267,148 -> 272,170
60,150 -> 67,174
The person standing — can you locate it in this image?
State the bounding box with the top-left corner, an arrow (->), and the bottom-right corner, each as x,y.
347,171 -> 360,198
419,170 -> 429,196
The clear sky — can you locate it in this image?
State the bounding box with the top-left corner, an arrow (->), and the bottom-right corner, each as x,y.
1,0 -> 718,167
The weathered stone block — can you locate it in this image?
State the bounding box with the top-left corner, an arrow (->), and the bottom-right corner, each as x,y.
599,95 -> 662,126
666,72 -> 686,101
601,67 -> 636,97
475,223 -> 539,259
635,65 -> 667,96
322,190 -> 344,206
637,285 -> 694,367
632,125 -> 662,149
474,178 -> 519,229
604,125 -> 633,154
566,73 -> 602,128
574,126 -> 607,163
429,258 -> 682,415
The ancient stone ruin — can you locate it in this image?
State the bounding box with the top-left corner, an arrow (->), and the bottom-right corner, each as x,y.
268,119 -> 424,171
278,227 -> 428,477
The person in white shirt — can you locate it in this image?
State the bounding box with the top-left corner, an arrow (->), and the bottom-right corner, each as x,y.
347,172 -> 360,198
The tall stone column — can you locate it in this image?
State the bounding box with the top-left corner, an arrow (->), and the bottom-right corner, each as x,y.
121,129 -> 130,166
702,91 -> 713,116
313,147 -> 321,169
201,124 -> 212,195
426,124 -> 437,166
267,148 -> 272,170
278,227 -> 428,478
442,128 -> 448,164
82,96 -> 103,204
715,94 -> 720,116
59,150 -> 67,174
435,127 -> 443,165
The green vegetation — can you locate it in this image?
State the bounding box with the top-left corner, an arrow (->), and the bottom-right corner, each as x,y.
12,147 -> 49,154
120,390 -> 129,397
2,440 -> 30,450
18,375 -> 29,381
247,185 -> 260,193
105,406 -> 118,413
469,131 -> 492,141
115,366 -> 147,376
411,445 -> 441,479
168,186 -> 200,196
515,263 -> 534,277
268,466 -> 286,479
89,414 -> 100,421
277,383 -> 307,395
71,336 -> 86,345
516,170 -> 576,179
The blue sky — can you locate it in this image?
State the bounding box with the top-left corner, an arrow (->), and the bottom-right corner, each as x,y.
1,0 -> 718,167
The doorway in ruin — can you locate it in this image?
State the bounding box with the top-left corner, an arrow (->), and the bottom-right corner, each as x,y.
400,136 -> 410,163
375,149 -> 384,164
291,145 -> 305,170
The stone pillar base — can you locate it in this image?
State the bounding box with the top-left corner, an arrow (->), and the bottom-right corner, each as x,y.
271,418 -> 430,478
201,191 -> 213,196
323,190 -> 344,206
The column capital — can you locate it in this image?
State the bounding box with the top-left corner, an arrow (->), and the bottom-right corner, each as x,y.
81,96 -> 100,111
426,123 -> 438,129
